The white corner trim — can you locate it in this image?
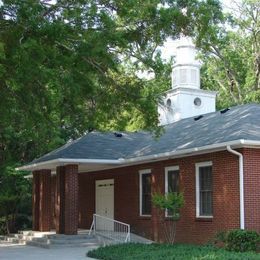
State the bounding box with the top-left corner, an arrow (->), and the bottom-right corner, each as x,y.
227,146 -> 244,229
139,169 -> 152,217
195,161 -> 213,218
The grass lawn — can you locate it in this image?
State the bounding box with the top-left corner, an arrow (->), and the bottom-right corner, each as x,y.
87,243 -> 260,260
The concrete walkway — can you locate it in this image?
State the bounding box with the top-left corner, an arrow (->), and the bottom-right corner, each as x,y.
0,241 -> 98,260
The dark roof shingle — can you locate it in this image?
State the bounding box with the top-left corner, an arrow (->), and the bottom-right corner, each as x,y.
29,103 -> 260,165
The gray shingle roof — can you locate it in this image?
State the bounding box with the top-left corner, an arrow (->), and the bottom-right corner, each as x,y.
29,103 -> 260,165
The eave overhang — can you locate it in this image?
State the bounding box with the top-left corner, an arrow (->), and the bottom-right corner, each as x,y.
16,139 -> 260,173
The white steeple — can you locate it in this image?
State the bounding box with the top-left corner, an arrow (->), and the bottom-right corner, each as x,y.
158,37 -> 217,125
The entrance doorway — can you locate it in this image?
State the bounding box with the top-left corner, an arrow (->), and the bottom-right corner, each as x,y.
95,179 -> 114,219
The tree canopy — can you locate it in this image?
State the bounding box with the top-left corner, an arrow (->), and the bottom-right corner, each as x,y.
199,0 -> 260,108
0,0 -> 223,167
1,0 -> 258,235
0,0 -> 224,232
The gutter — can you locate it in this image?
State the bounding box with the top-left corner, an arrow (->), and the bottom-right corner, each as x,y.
227,145 -> 245,230
18,139 -> 260,172
17,139 -> 260,172
17,158 -> 122,171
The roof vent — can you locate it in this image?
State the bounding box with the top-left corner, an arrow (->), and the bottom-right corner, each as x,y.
114,132 -> 123,138
194,115 -> 203,121
220,108 -> 230,114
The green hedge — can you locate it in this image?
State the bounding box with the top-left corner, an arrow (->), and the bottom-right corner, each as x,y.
87,243 -> 260,260
225,229 -> 260,252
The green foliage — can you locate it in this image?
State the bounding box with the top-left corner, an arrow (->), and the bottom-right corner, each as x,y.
215,230 -> 227,244
0,0 -> 223,233
199,0 -> 260,109
224,229 -> 260,253
87,243 -> 260,260
152,192 -> 184,243
152,192 -> 184,220
0,0 -> 224,173
0,166 -> 31,234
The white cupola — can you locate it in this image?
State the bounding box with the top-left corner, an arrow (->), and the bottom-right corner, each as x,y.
158,37 -> 217,125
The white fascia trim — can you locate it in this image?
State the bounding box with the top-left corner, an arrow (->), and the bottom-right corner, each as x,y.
17,139 -> 260,171
16,158 -> 123,171
125,140 -> 244,165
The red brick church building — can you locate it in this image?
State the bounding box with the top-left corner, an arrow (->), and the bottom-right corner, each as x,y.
19,39 -> 260,244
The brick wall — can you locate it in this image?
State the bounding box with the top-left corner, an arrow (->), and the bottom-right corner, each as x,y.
243,148 -> 260,232
51,175 -> 56,229
32,172 -> 40,231
38,170 -> 52,232
78,150 -> 242,244
64,164 -> 79,235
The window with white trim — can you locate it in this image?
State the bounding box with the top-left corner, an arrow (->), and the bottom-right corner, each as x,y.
196,162 -> 213,217
165,166 -> 180,216
139,169 -> 151,216
165,166 -> 180,193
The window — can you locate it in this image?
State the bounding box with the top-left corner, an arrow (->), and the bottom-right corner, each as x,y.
139,169 -> 151,216
165,166 -> 180,216
196,162 -> 213,218
165,166 -> 180,193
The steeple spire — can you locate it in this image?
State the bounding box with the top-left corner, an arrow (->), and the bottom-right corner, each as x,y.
172,37 -> 201,89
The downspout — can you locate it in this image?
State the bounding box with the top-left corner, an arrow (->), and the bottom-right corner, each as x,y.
226,145 -> 244,229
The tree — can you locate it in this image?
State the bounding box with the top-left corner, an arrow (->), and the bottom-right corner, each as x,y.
0,0 -> 223,233
0,166 -> 31,234
152,192 -> 184,244
198,0 -> 260,108
0,0 -> 224,163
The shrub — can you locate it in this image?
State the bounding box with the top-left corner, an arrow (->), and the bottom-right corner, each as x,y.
152,192 -> 184,244
225,229 -> 260,252
15,214 -> 32,232
87,243 -> 260,260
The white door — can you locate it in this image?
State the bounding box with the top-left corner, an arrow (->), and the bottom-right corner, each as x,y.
95,179 -> 114,230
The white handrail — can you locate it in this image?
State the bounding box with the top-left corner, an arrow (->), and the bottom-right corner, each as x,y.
89,214 -> 130,243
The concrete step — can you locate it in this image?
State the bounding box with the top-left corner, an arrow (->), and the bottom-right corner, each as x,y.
29,235 -> 97,243
48,238 -> 98,245
26,240 -> 50,249
2,236 -> 26,245
46,234 -> 95,240
2,230 -> 152,248
26,239 -> 100,249
19,230 -> 56,237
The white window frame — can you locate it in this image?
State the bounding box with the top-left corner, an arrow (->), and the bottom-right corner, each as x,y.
165,166 -> 180,194
165,166 -> 179,217
139,169 -> 152,217
195,161 -> 213,218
